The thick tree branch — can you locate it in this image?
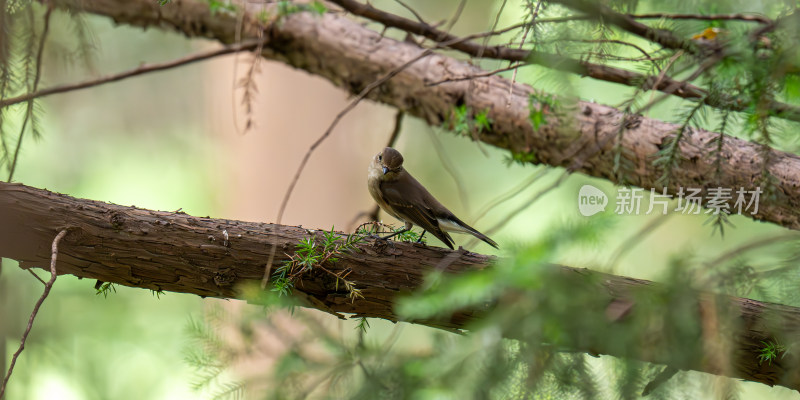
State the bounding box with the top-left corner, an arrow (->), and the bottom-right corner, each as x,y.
3,182 -> 800,390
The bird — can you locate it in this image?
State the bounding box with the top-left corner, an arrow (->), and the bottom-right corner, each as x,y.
367,147 -> 498,250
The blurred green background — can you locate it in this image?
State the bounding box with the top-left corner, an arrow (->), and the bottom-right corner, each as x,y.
2,0 -> 799,398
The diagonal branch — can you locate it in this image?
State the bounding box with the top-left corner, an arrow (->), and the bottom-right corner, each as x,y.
0,39 -> 265,109
2,182 -> 800,390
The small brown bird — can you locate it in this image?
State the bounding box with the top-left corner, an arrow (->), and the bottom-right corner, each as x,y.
367,147 -> 498,250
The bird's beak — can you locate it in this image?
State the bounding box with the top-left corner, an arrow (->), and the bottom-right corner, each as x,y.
382,166 -> 389,175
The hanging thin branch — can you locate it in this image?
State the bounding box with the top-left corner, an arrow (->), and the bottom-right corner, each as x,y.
0,228 -> 68,399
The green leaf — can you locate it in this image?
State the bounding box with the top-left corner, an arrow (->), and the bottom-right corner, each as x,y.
310,0 -> 327,15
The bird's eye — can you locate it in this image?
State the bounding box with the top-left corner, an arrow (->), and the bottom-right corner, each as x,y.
378,155 -> 382,161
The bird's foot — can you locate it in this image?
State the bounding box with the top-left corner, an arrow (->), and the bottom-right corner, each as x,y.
373,235 -> 397,249
415,230 -> 427,246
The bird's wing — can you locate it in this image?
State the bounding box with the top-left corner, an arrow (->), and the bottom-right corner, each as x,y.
380,181 -> 454,249
380,183 -> 438,230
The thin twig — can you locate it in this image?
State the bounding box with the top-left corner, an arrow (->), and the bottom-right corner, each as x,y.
477,0 -> 508,60
606,212 -> 673,269
465,170 -> 570,248
470,0 -> 508,156
379,323 -> 404,356
385,110 -> 405,150
697,232 -> 800,288
580,52 -> 665,63
26,269 -> 45,285
463,106 -> 618,249
426,63 -> 525,86
443,0 -> 467,34
705,232 -> 800,270
567,38 -> 656,64
0,39 -> 266,109
535,15 -> 591,23
488,170 -> 570,238
229,0 -> 248,134
631,12 -> 771,24
426,127 -> 470,210
392,0 -> 427,25
234,31 -> 267,135
636,54 -> 721,115
537,11 -> 768,24
0,229 -> 68,399
643,50 -> 684,112
506,0 -> 540,107
470,167 -> 550,226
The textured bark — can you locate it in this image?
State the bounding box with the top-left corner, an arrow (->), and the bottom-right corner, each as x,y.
47,0 -> 800,231
3,181 -> 800,391
0,182 -> 488,325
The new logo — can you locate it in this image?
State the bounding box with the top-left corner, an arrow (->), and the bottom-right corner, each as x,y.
578,185 -> 608,216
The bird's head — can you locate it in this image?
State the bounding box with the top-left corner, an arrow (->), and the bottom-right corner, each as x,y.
372,147 -> 404,180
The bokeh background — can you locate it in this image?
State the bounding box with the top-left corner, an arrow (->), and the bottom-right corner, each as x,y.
1,0 -> 796,398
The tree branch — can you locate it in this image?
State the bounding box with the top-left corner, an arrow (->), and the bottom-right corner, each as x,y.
3,182 -> 800,390
0,39 -> 264,109
630,12 -> 771,24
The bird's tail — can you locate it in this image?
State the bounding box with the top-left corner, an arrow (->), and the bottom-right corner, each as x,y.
438,217 -> 499,249
465,226 -> 500,249
470,229 -> 499,249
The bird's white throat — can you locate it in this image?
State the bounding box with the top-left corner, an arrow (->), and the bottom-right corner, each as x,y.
368,165 -> 383,181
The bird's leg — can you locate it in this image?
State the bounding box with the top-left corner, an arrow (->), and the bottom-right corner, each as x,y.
417,230 -> 427,243
380,228 -> 409,240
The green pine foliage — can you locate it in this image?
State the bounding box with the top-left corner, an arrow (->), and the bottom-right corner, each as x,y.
272,226 -> 366,301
